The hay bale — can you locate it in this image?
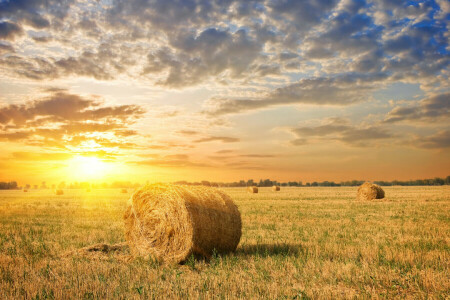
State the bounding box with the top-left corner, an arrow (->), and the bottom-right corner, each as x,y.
272,185 -> 280,191
357,182 -> 385,201
124,184 -> 242,263
247,186 -> 258,193
23,189 -> 28,192
121,189 -> 127,193
86,188 -> 91,192
55,189 -> 64,195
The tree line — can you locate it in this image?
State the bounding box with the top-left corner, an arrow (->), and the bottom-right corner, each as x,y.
0,176 -> 449,190
174,176 -> 450,187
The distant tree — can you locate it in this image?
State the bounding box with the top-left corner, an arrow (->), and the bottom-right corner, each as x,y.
0,181 -> 18,190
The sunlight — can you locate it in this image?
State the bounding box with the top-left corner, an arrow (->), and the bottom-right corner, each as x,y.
67,156 -> 111,180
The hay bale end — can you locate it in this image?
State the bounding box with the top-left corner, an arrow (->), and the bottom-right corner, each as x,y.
124,184 -> 242,263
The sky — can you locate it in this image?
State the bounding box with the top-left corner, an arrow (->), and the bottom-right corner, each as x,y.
0,0 -> 449,184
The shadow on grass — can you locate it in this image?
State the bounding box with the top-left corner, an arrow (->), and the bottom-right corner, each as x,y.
237,243 -> 304,258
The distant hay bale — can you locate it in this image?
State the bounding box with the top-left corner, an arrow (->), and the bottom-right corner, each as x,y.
247,186 -> 258,193
357,182 -> 385,201
124,184 -> 242,263
121,189 -> 127,193
86,188 -> 91,192
55,189 -> 64,195
272,186 -> 280,191
23,189 -> 28,192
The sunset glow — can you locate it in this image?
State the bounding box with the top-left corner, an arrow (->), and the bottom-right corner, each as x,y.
0,0 -> 448,185
66,156 -> 111,181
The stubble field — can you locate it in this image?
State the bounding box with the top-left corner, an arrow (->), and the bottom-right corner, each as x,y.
0,186 -> 449,299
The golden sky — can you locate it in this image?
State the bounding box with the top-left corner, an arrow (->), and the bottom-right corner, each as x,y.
0,0 -> 449,184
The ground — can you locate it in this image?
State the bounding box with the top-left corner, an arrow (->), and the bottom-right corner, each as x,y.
0,186 -> 449,299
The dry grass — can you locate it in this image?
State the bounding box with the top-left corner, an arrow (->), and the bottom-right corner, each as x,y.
0,186 -> 449,299
124,184 -> 241,263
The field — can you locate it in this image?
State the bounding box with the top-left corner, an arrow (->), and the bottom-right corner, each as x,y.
0,186 -> 449,299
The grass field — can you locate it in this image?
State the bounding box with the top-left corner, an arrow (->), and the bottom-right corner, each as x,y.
0,186 -> 449,299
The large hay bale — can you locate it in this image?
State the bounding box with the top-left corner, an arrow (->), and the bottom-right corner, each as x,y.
272,185 -> 280,191
121,188 -> 127,193
23,189 -> 28,192
55,189 -> 64,195
247,186 -> 258,193
124,184 -> 242,263
357,182 -> 385,201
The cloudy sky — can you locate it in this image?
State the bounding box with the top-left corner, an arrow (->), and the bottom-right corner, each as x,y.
0,0 -> 449,184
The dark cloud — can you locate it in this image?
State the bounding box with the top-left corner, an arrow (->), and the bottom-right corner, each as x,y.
384,93 -> 450,124
205,72 -> 388,115
239,154 -> 275,158
289,118 -> 394,147
0,42 -> 14,53
0,91 -> 145,151
0,21 -> 23,40
216,149 -> 234,154
178,130 -> 199,135
0,91 -> 143,126
412,130 -> 450,149
194,136 -> 240,143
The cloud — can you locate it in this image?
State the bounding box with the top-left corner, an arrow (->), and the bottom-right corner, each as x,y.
205,72 -> 388,115
143,28 -> 263,87
0,91 -> 145,152
193,136 -> 240,143
0,21 -> 23,40
289,117 -> 394,147
384,93 -> 450,124
134,154 -> 211,168
412,130 -> 450,149
11,151 -> 72,161
178,130 -> 199,136
239,154 -> 275,158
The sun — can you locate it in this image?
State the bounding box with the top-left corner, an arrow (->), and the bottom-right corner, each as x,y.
67,156 -> 110,180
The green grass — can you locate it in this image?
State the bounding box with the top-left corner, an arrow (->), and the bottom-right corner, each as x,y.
0,186 -> 449,299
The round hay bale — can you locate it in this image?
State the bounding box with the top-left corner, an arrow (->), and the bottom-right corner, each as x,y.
357,182 -> 385,201
23,189 -> 28,192
121,188 -> 127,193
272,185 -> 280,191
124,184 -> 242,263
55,189 -> 64,195
247,186 -> 258,193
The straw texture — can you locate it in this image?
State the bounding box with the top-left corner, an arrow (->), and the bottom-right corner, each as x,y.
247,186 -> 258,193
357,182 -> 385,201
124,184 -> 242,263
